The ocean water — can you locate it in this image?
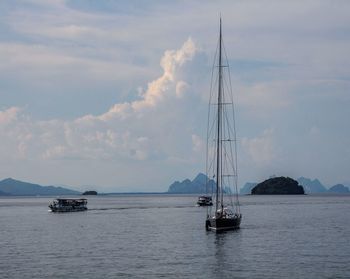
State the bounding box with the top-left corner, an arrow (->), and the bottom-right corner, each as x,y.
0,194 -> 349,279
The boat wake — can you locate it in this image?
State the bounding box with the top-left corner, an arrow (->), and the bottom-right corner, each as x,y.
88,205 -> 195,211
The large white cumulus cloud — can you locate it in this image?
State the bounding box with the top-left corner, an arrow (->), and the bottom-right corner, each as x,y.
0,39 -> 199,165
96,37 -> 197,120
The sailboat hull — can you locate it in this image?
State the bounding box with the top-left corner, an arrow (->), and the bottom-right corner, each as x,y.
206,215 -> 241,232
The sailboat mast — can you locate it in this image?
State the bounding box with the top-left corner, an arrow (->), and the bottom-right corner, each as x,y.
206,17 -> 242,231
215,18 -> 223,211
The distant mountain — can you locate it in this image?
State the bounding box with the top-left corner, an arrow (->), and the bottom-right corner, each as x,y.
252,177 -> 304,195
0,189 -> 11,196
328,184 -> 350,193
0,178 -> 80,196
240,182 -> 257,195
297,177 -> 327,193
167,173 -> 216,194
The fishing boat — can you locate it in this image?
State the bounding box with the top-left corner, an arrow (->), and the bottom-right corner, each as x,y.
197,195 -> 213,206
205,18 -> 242,231
49,198 -> 87,212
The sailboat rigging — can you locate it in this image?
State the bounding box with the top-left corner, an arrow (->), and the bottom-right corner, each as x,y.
205,18 -> 242,231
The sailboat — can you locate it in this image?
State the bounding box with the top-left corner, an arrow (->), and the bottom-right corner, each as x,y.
205,18 -> 242,231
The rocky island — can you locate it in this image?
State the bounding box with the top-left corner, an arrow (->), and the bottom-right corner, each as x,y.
82,190 -> 98,195
328,184 -> 349,193
251,177 -> 304,195
167,173 -> 216,194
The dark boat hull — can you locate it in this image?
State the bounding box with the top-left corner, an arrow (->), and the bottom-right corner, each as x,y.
49,205 -> 87,212
206,215 -> 241,231
197,201 -> 213,206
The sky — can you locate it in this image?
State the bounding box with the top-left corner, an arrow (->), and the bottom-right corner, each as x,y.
0,0 -> 349,192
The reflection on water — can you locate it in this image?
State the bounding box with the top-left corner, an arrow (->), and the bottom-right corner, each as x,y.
210,229 -> 244,278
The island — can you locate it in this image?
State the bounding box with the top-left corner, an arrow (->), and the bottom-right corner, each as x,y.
0,178 -> 81,196
251,176 -> 304,195
328,184 -> 349,193
240,182 -> 257,195
297,177 -> 327,193
82,190 -> 98,195
167,173 -> 216,194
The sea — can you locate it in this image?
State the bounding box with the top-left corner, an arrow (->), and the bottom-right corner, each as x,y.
0,194 -> 349,279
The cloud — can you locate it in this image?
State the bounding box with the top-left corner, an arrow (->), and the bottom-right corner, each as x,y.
73,37 -> 197,123
0,107 -> 20,125
0,38 -> 199,166
131,38 -> 196,111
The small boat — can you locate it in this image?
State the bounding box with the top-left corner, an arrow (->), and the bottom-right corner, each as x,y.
205,18 -> 242,232
49,198 -> 87,212
197,196 -> 213,206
